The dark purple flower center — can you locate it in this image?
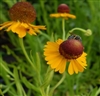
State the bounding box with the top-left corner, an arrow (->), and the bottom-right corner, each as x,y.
9,2 -> 36,23
57,4 -> 70,13
59,39 -> 84,59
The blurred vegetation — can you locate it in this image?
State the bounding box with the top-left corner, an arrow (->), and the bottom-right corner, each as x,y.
0,0 -> 100,96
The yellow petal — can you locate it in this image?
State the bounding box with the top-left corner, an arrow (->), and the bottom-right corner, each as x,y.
12,22 -> 27,38
59,58 -> 67,73
44,42 -> 59,55
68,62 -> 74,75
55,57 -> 66,72
18,31 -> 26,38
29,23 -> 46,30
50,13 -> 76,19
56,39 -> 63,45
77,57 -> 87,67
47,55 -> 62,65
71,60 -> 78,74
21,22 -> 29,28
50,55 -> 64,69
44,51 -> 59,56
7,21 -> 20,32
28,27 -> 37,35
47,42 -> 59,47
73,60 -> 84,72
0,21 -> 14,30
45,52 -> 60,61
82,52 -> 87,57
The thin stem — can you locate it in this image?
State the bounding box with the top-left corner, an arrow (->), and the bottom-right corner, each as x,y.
69,27 -> 87,33
39,87 -> 46,96
0,89 -> 4,96
39,30 -> 50,40
0,59 -> 14,77
46,85 -> 50,96
19,38 -> 36,72
62,18 -> 66,40
49,72 -> 66,96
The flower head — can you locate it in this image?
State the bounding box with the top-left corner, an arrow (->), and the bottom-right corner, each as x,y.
44,36 -> 87,75
50,4 -> 76,19
0,2 -> 46,38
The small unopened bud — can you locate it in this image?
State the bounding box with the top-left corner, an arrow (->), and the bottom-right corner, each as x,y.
84,29 -> 92,36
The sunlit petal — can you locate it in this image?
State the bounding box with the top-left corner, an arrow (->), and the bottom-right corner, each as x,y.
50,13 -> 76,19
68,62 -> 74,75
73,60 -> 84,72
59,58 -> 67,73
0,21 -> 14,30
71,60 -> 78,74
0,21 -> 46,38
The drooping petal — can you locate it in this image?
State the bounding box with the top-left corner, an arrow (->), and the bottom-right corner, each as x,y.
0,20 -> 46,38
7,21 -> 20,32
54,57 -> 67,72
59,58 -> 67,73
0,21 -> 14,30
71,60 -> 78,74
29,23 -> 46,30
77,57 -> 87,67
28,27 -> 37,35
68,61 -> 74,75
50,13 -> 76,19
12,22 -> 27,38
76,52 -> 87,67
49,55 -> 63,67
73,60 -> 84,72
17,30 -> 26,38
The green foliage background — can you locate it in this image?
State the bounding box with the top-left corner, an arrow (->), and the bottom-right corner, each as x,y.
0,0 -> 100,96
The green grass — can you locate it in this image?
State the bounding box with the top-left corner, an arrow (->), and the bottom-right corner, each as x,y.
0,0 -> 100,96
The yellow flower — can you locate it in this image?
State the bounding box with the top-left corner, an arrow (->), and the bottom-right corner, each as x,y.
50,4 -> 76,19
0,21 -> 46,38
0,2 -> 46,38
44,39 -> 87,75
50,13 -> 76,19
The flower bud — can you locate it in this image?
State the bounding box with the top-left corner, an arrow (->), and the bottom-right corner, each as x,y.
84,29 -> 92,36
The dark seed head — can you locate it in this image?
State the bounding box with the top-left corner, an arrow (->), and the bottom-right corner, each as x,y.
9,2 -> 36,23
57,4 -> 70,13
59,39 -> 84,59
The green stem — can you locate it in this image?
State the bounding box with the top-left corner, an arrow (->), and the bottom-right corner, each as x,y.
46,85 -> 50,96
49,72 -> 66,96
0,89 -> 4,96
62,18 -> 66,40
69,27 -> 87,33
39,87 -> 46,96
39,30 -> 50,40
0,59 -> 14,77
19,38 -> 36,72
19,38 -> 42,86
